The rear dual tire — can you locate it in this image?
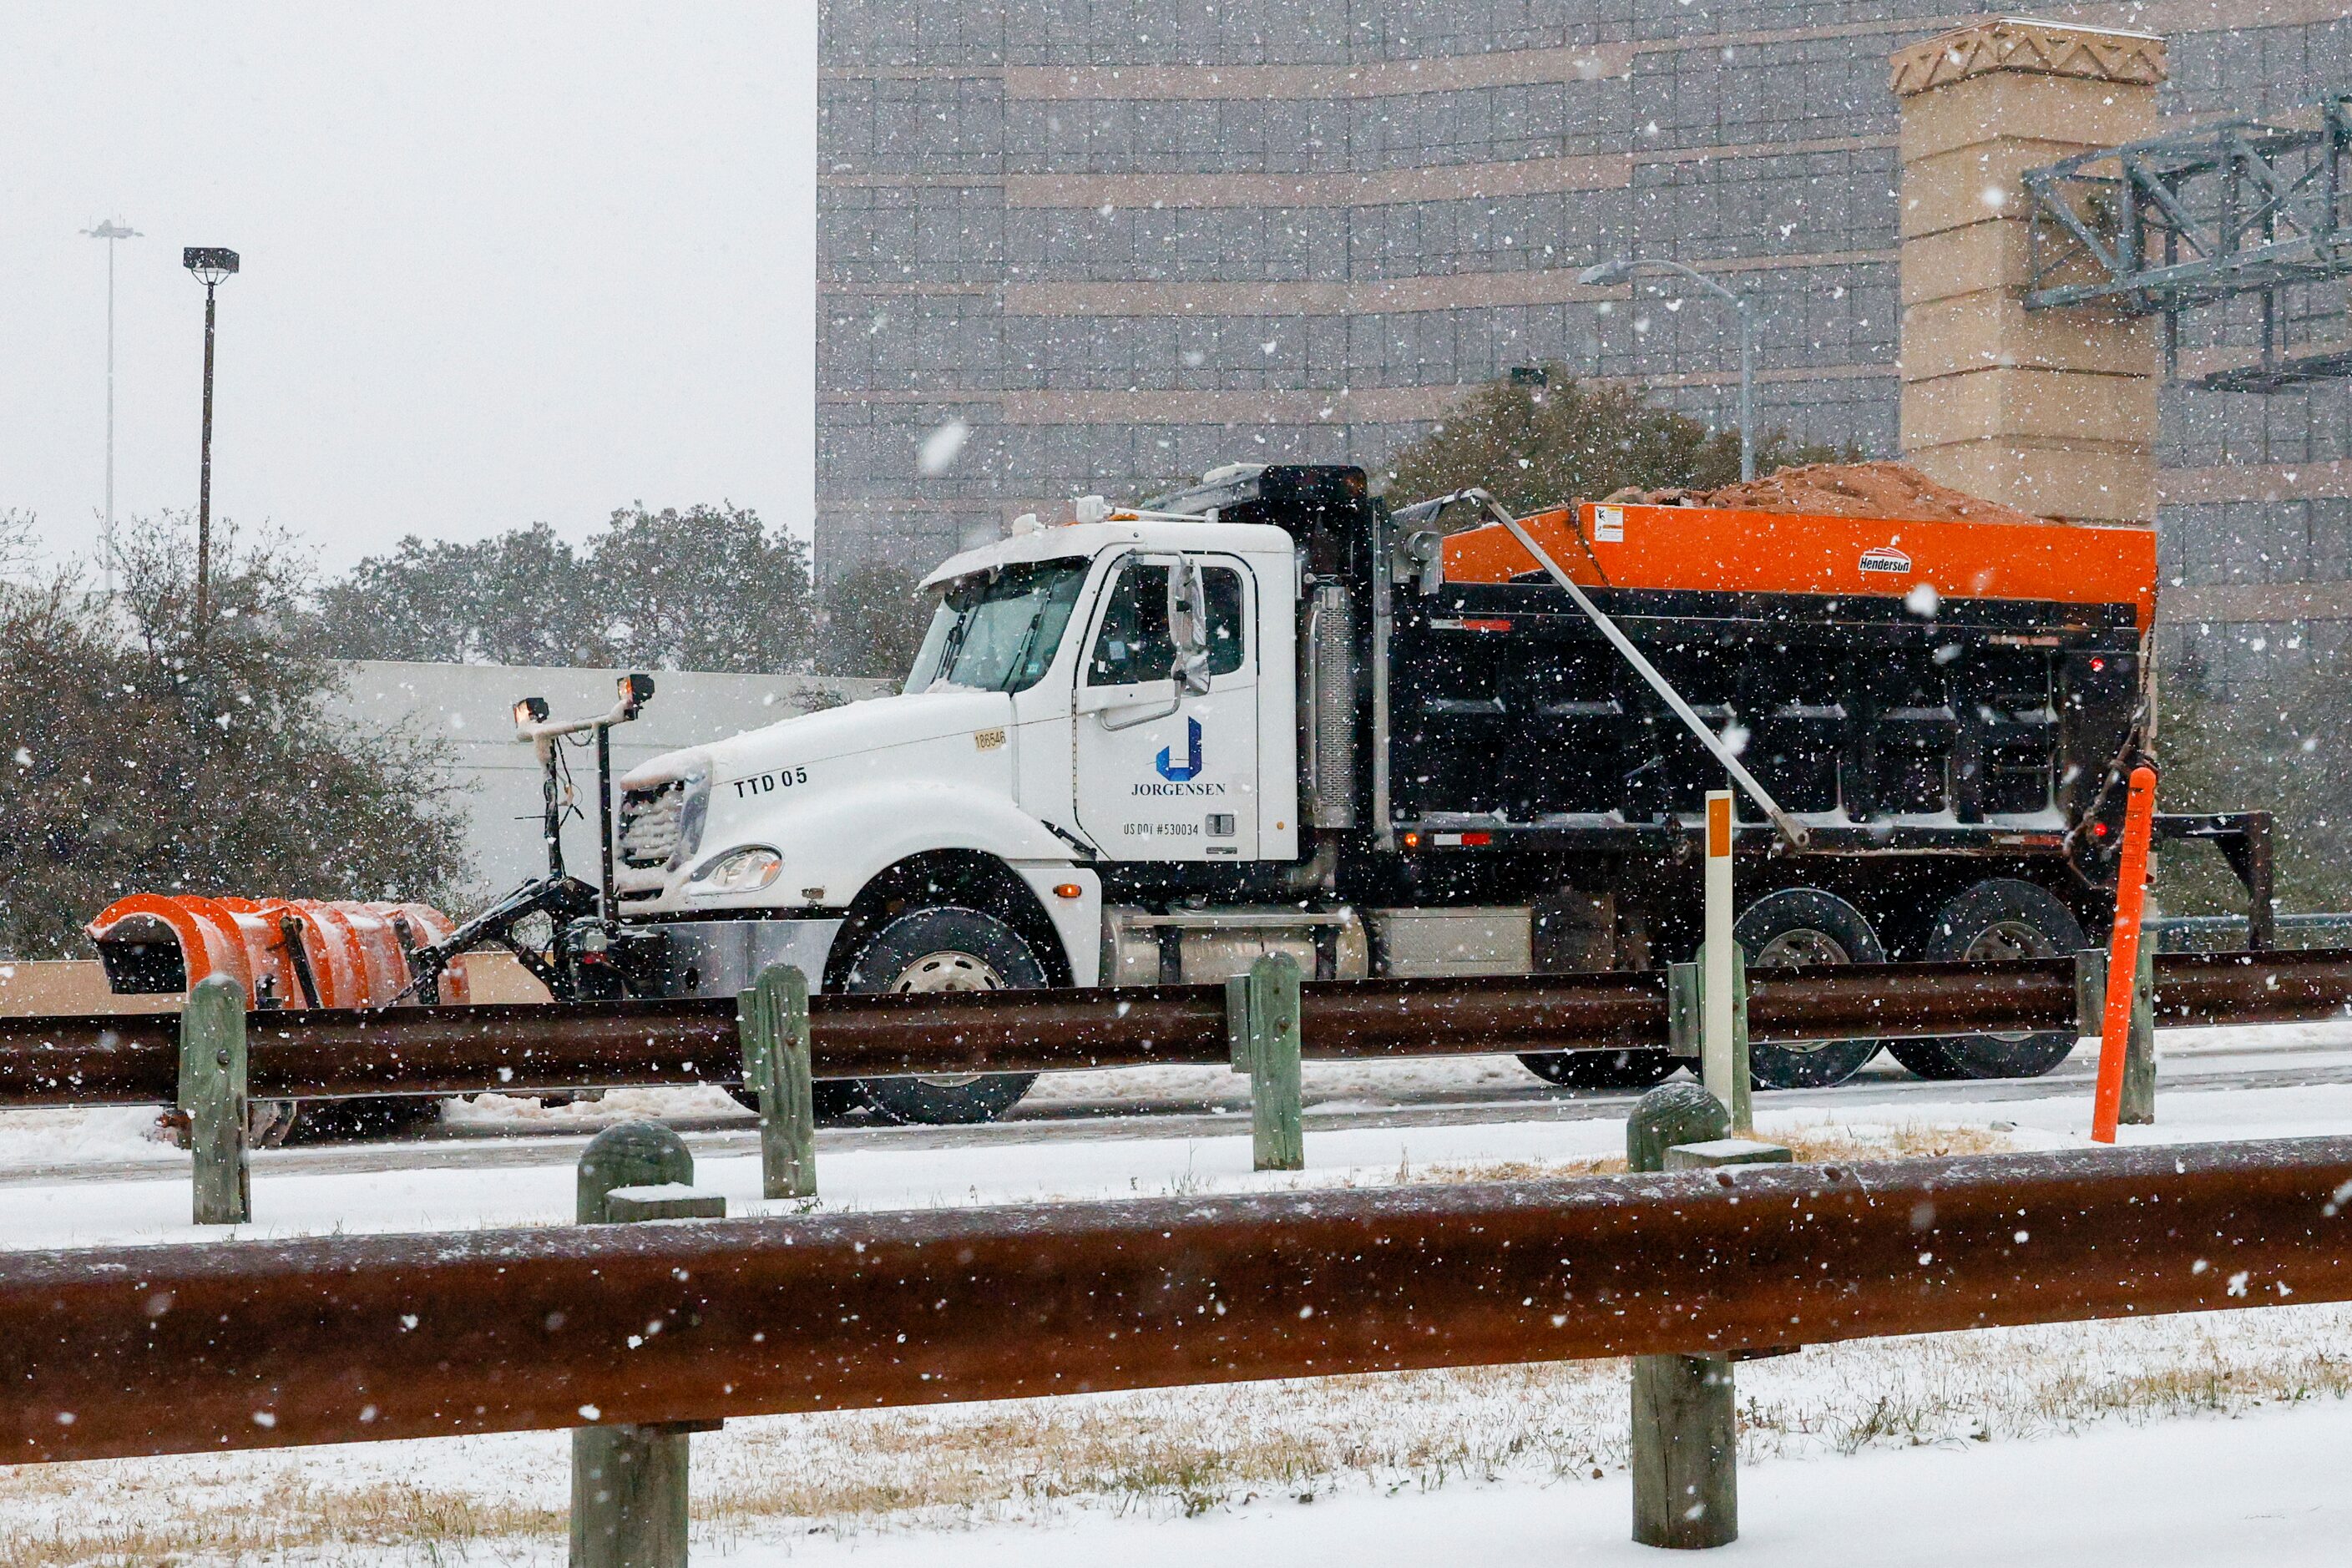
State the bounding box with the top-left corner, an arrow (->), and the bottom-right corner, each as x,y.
1735,888 -> 1889,1090
1723,881 -> 2085,1089
1517,888 -> 1892,1094
1885,878 -> 2085,1081
1519,1048 -> 1682,1090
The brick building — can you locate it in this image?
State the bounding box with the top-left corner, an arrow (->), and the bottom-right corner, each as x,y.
816,1 -> 2350,681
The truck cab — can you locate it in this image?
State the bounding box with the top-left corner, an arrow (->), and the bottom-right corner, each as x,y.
609,478 -> 1326,1122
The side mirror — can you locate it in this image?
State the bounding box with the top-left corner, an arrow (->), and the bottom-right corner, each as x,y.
1170,559 -> 1213,696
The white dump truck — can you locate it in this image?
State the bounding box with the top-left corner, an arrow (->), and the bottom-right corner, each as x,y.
571,460 -> 2169,1124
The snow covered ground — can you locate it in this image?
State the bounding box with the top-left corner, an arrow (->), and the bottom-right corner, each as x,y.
741,1400 -> 2352,1568
3,1024 -> 2350,1564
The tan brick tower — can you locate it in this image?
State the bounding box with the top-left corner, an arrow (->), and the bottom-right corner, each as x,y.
1891,19 -> 2167,524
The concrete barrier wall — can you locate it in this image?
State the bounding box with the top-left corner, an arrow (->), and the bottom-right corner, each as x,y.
327,660 -> 891,898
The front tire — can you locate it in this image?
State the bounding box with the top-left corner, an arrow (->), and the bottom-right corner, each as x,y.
1889,879 -> 2086,1080
1735,888 -> 1887,1090
845,905 -> 1043,1125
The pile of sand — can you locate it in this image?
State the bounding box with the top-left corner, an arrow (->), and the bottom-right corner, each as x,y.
1609,461 -> 2051,525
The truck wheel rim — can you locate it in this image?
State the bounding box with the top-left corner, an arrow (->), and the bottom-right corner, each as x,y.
1962,920 -> 2059,1041
1961,920 -> 2056,964
1751,928 -> 1849,1054
890,950 -> 1004,1087
1753,928 -> 1849,970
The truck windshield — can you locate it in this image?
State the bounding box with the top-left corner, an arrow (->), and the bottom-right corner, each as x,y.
907,559 -> 1091,693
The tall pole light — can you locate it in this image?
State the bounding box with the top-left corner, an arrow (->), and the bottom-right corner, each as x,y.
1579,257 -> 1757,481
182,246 -> 238,650
83,220 -> 141,592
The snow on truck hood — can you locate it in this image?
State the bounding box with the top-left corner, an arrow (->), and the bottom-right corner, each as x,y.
618,688 -> 1012,792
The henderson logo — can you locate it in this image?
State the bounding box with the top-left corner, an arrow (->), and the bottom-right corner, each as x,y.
1859,544 -> 1913,574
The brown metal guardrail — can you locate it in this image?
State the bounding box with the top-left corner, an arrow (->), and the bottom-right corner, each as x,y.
0,948 -> 2345,1106
4,1133 -> 2351,1465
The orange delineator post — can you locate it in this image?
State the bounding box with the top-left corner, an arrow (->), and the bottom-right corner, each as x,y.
2092,766 -> 2159,1144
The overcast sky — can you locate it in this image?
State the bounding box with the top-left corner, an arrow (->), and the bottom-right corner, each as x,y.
0,3 -> 816,579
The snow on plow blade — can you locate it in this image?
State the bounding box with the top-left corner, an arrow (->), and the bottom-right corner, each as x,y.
85,895 -> 470,1009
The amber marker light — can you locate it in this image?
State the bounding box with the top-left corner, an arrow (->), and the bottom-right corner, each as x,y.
1053,883 -> 1083,899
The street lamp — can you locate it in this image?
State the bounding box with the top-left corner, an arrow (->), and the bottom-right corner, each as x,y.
182,246 -> 238,649
1580,256 -> 1757,482
83,220 -> 140,592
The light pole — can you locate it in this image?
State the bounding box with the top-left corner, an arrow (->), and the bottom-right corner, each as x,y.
1580,257 -> 1757,481
83,220 -> 141,591
182,246 -> 238,650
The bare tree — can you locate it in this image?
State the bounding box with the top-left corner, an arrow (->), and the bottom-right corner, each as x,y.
589,503 -> 815,673
314,524 -> 602,666
2159,640 -> 2349,913
313,503 -> 817,674
818,560 -> 933,682
1382,365 -> 1850,514
0,513 -> 470,958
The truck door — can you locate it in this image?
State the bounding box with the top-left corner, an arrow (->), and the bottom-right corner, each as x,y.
1073,554 -> 1259,861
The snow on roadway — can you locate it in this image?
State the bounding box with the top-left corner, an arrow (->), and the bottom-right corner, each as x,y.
1,1023 -> 2350,1252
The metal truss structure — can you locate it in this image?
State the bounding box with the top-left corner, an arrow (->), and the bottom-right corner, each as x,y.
2025,98 -> 2352,392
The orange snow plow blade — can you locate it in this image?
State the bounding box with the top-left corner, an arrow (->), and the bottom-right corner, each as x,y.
85,894 -> 471,1009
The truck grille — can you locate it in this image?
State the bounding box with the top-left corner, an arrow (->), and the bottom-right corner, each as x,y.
619,783 -> 686,868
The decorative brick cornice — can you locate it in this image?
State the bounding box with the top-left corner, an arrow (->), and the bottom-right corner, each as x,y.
1889,18 -> 2167,98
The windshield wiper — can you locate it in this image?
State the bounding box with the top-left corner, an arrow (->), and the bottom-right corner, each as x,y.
998,592 -> 1055,691
933,612 -> 974,686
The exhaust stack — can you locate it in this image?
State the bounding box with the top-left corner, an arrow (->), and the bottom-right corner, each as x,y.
1301,581 -> 1358,828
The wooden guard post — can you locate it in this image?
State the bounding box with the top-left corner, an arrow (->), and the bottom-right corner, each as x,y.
572,1122 -> 724,1568
1668,953 -> 1752,1134
1626,1081 -> 1737,1550
739,964 -> 816,1200
2121,899 -> 2158,1126
179,974 -> 250,1226
1227,953 -> 1303,1171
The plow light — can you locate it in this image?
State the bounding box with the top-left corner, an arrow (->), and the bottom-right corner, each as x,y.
513,695 -> 549,732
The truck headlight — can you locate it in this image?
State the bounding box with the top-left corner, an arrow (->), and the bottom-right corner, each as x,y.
688,845 -> 782,895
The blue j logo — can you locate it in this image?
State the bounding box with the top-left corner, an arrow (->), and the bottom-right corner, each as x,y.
1156,717 -> 1205,781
